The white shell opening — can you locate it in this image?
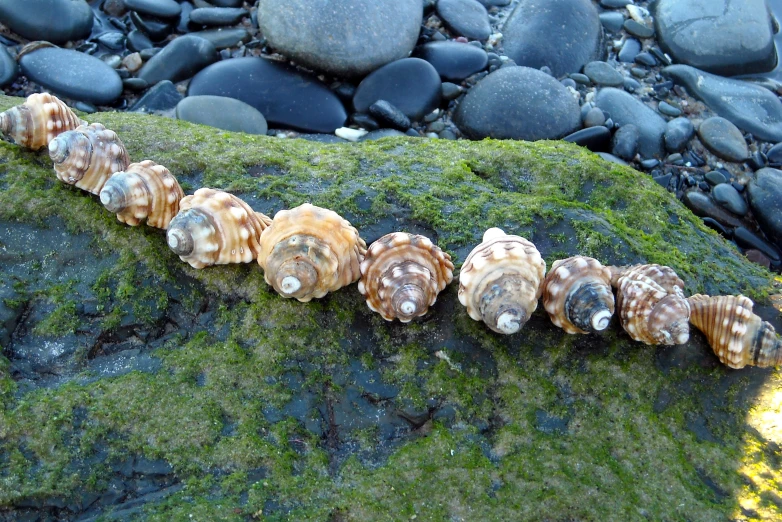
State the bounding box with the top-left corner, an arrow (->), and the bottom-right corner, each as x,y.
281,275 -> 302,295
591,309 -> 612,331
675,331 -> 689,344
99,190 -> 111,206
399,300 -> 417,316
48,139 -> 60,153
496,312 -> 521,335
167,230 -> 182,249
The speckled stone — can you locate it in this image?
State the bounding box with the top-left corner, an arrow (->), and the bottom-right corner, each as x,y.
697,117 -> 749,162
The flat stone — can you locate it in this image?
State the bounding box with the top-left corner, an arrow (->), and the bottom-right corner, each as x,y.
653,0 -> 776,76
187,57 -> 347,133
502,0 -> 605,77
599,12 -> 625,34
127,29 -> 154,52
257,0 -> 421,77
582,107 -> 606,128
664,117 -> 694,152
130,80 -> 182,112
353,58 -> 442,122
176,95 -> 267,135
19,47 -> 122,105
0,0 -> 93,44
413,41 -> 488,82
611,124 -> 639,161
130,11 -> 173,42
682,190 -> 744,228
0,45 -> 17,87
623,19 -> 654,38
137,35 -> 217,85
657,101 -> 681,117
712,183 -> 749,216
562,126 -> 611,152
189,7 -> 248,26
190,28 -> 250,50
124,0 -> 180,19
697,117 -> 749,163
593,87 -> 667,157
618,38 -> 641,63
436,0 -> 491,41
453,66 -> 580,141
583,61 -> 624,86
747,168 -> 782,249
734,227 -> 781,263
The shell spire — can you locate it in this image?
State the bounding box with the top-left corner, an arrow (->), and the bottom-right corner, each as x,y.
358,232 -> 454,322
542,256 -> 614,334
609,264 -> 690,345
257,203 -> 367,302
688,294 -> 782,369
100,160 -> 184,229
167,188 -> 271,268
458,227 -> 546,334
0,93 -> 85,149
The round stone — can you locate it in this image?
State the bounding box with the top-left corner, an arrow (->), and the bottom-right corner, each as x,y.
436,0 -> 491,41
124,0 -> 181,19
137,35 -> 218,85
657,101 -> 682,117
611,124 -> 639,161
178,96 -> 268,135
712,183 -> 748,216
413,41 -> 488,82
583,107 -> 606,128
664,117 -> 694,152
0,0 -> 93,44
618,38 -> 641,63
697,117 -> 749,162
583,61 -> 624,86
593,87 -> 666,158
563,126 -> 611,152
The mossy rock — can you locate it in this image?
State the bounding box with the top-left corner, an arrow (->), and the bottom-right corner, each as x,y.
0,94 -> 780,521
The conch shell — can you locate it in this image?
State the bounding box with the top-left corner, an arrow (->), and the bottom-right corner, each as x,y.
100,160 -> 184,229
0,93 -> 85,149
167,188 -> 271,268
48,123 -> 130,195
358,232 -> 454,322
688,294 -> 782,369
542,256 -> 614,334
458,228 -> 546,334
609,264 -> 690,345
258,203 -> 367,302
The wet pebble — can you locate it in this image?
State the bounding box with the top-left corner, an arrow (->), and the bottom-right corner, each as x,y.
594,87 -> 666,157
130,11 -> 173,42
563,126 -> 611,152
583,107 -> 606,128
127,29 -> 154,52
767,142 -> 782,166
191,28 -> 250,50
682,190 -> 744,228
129,80 -> 182,112
436,0 -> 492,41
124,0 -> 181,19
0,0 -> 93,44
657,101 -> 681,117
611,124 -> 639,161
413,41 -> 488,82
747,168 -> 782,249
623,19 -> 654,38
712,183 -> 748,216
369,100 -> 411,131
137,35 -> 218,85
353,58 -> 441,121
705,171 -> 727,186
583,61 -> 624,86
734,227 -> 781,263
189,7 -> 248,26
176,95 -> 268,134
599,12 -> 625,33
664,117 -> 694,152
697,117 -> 749,162
618,39 -> 641,63
0,45 -> 17,87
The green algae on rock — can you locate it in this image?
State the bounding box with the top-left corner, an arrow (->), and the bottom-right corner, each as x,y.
0,94 -> 780,520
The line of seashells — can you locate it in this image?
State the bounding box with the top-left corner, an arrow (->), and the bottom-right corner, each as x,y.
1,93 -> 780,370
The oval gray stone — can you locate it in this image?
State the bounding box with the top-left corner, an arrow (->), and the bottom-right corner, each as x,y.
0,0 -> 93,44
583,61 -> 623,86
436,0 -> 491,41
137,35 -> 218,85
593,87 -> 666,158
697,117 -> 749,162
747,168 -> 782,249
0,45 -> 17,87
176,95 -> 268,135
712,183 -> 748,216
664,117 -> 694,152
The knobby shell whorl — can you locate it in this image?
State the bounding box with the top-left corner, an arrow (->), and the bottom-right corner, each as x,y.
609,264 -> 690,345
458,228 -> 546,334
257,203 -> 367,302
100,160 -> 184,229
358,232 -> 454,322
688,294 -> 782,369
542,255 -> 614,334
167,188 -> 272,268
48,123 -> 130,195
0,93 -> 84,149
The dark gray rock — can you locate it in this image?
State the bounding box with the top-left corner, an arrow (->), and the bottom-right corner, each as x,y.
767,142 -> 782,166
369,100 -> 411,131
657,101 -> 681,117
358,129 -> 407,141
137,35 -> 217,85
190,28 -> 250,50
697,117 -> 749,163
623,19 -> 654,39
654,0 -> 776,76
436,0 -> 491,41
712,183 -> 748,216
19,48 -> 122,105
453,66 -> 581,141
682,190 -> 744,228
664,117 -> 694,152
618,38 -> 641,63
0,0 -> 93,44
130,11 -> 173,42
593,87 -> 667,157
353,58 -> 442,122
124,0 -> 181,19
0,44 -> 17,87
611,124 -> 639,161
127,29 -> 154,52
599,12 -> 624,34
176,95 -> 268,135
257,0 -> 422,77
189,7 -> 247,26
733,227 -> 781,263
129,80 -> 182,112
748,168 -> 782,249
563,126 -> 610,152
502,0 -> 605,77
583,61 -> 624,86
583,107 -> 606,128
413,41 -> 488,82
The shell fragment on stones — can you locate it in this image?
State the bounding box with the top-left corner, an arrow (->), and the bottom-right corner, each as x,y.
358,232 -> 454,322
0,93 -> 85,149
257,203 -> 367,302
458,228 -> 546,334
167,188 -> 271,268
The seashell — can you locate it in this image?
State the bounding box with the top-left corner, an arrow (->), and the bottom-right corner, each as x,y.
687,294 -> 782,369
458,228 -> 546,334
167,188 -> 271,268
542,255 -> 614,334
609,264 -> 690,345
0,92 -> 85,149
48,123 -> 130,195
358,232 -> 454,322
258,203 -> 367,302
100,160 -> 184,229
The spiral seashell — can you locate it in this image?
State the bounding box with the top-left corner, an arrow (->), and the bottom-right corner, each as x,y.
167,188 -> 272,268
458,228 -> 546,334
257,203 -> 367,302
542,256 -> 614,334
100,160 -> 184,229
687,294 -> 782,369
358,232 -> 454,322
609,264 -> 690,345
0,93 -> 85,149
48,123 -> 130,195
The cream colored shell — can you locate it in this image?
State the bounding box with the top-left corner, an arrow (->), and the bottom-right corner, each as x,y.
688,294 -> 782,369
48,123 -> 130,195
166,188 -> 272,268
542,256 -> 614,334
0,93 -> 85,149
609,264 -> 690,345
358,232 -> 454,322
100,160 -> 185,229
258,203 -> 367,302
458,228 -> 546,334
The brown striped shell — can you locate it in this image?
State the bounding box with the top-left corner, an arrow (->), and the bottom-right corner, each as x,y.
542,256 -> 614,334
167,188 -> 272,268
358,232 -> 454,322
48,123 -> 130,195
257,203 -> 367,302
100,160 -> 184,229
0,93 -> 85,149
609,264 -> 690,345
458,228 -> 546,334
688,294 -> 782,369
